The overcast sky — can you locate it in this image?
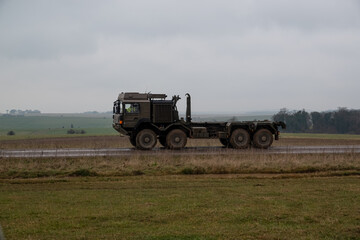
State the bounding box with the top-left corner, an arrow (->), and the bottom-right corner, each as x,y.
1,0 -> 360,113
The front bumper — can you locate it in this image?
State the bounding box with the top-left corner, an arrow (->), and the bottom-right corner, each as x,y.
112,123 -> 128,135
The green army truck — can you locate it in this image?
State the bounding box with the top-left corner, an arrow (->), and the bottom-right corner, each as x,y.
113,92 -> 286,150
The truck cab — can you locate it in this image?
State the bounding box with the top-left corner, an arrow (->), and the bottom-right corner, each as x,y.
113,92 -> 181,138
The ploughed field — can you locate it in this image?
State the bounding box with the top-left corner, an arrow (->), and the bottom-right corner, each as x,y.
0,134 -> 360,239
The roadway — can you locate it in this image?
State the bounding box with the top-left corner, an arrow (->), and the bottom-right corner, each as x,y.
1,145 -> 360,158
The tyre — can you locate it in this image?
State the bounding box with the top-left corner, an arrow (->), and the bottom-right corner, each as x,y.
253,129 -> 273,149
136,129 -> 157,150
229,128 -> 250,149
166,129 -> 187,150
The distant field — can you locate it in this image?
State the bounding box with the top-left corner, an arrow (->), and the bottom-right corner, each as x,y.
0,115 -> 112,129
0,115 -> 116,139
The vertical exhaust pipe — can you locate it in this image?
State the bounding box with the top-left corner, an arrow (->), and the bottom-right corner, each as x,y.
186,93 -> 191,123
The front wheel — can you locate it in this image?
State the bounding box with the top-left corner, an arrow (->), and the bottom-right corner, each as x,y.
166,129 -> 187,150
136,129 -> 157,150
229,128 -> 250,149
253,129 -> 273,149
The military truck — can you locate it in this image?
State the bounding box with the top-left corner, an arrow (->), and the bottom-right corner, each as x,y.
113,92 -> 286,150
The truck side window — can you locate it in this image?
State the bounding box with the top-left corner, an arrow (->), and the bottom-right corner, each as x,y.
125,103 -> 139,114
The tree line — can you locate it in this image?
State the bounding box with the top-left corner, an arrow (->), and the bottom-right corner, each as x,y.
5,109 -> 41,115
272,108 -> 360,134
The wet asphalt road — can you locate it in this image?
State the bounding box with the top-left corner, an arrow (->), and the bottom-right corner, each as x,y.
1,145 -> 360,158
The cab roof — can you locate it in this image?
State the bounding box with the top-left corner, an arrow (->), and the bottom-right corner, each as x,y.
118,92 -> 167,101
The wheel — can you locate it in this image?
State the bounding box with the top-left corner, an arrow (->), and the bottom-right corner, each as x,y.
253,129 -> 273,149
136,129 -> 157,150
166,129 -> 187,150
229,128 -> 250,149
129,135 -> 136,147
159,136 -> 168,148
219,138 -> 229,147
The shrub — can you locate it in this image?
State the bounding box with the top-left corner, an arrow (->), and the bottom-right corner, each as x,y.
181,167 -> 206,175
67,129 -> 75,134
67,129 -> 86,134
7,130 -> 15,136
70,169 -> 98,177
132,170 -> 144,176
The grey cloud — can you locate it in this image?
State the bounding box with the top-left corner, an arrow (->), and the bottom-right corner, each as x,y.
1,0 -> 360,59
0,0 -> 359,112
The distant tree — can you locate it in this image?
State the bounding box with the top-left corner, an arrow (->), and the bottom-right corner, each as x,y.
333,108 -> 360,134
273,108 -> 288,123
274,108 -> 360,134
273,109 -> 311,133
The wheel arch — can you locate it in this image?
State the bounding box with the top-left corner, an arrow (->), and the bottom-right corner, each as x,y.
134,119 -> 160,136
227,123 -> 252,137
254,124 -> 276,135
163,123 -> 191,138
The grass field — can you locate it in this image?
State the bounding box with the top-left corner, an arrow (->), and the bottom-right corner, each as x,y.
0,176 -> 359,239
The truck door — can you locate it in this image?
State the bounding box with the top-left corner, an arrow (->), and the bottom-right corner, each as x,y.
123,103 -> 140,128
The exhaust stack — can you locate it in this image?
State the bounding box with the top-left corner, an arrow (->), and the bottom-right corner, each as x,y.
186,93 -> 191,123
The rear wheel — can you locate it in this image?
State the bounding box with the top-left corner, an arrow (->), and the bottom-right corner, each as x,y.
136,129 -> 157,150
166,129 -> 187,150
230,128 -> 250,149
253,129 -> 273,149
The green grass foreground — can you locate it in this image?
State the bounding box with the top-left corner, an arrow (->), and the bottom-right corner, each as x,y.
0,176 -> 359,239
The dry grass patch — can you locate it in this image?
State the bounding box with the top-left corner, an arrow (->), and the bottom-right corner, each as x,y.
1,152 -> 359,179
